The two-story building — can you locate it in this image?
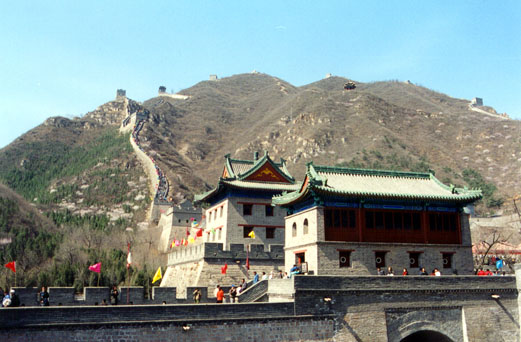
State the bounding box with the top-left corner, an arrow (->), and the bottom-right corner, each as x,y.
194,151 -> 300,249
160,152 -> 299,293
273,163 -> 482,275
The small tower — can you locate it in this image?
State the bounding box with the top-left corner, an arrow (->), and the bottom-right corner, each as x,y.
471,97 -> 483,106
116,89 -> 126,100
209,74 -> 218,81
325,73 -> 332,79
158,86 -> 167,94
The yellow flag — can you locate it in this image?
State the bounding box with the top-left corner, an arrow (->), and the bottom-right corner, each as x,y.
152,266 -> 162,283
248,230 -> 255,239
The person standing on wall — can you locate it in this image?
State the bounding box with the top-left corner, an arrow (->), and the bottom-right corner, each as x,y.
216,285 -> 224,303
193,288 -> 202,304
39,286 -> 50,306
110,286 -> 119,305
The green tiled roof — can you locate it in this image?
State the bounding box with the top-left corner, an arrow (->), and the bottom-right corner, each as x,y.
194,152 -> 297,204
222,180 -> 300,191
225,151 -> 294,182
273,163 -> 483,206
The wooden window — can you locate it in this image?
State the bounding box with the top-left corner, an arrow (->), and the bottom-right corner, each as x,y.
266,227 -> 275,239
384,212 -> 393,230
303,219 -> 309,235
428,213 -> 458,231
339,251 -> 351,268
265,205 -> 274,217
333,210 -> 341,227
442,253 -> 453,269
393,213 -> 403,230
375,251 -> 386,268
243,226 -> 254,238
366,211 -> 374,229
292,222 -> 297,237
375,212 -> 384,229
403,213 -> 412,230
412,213 -> 421,230
409,252 -> 421,268
296,252 -> 305,265
243,204 -> 252,216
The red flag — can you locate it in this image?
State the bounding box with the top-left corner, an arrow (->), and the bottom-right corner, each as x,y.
196,228 -> 203,237
221,263 -> 228,274
5,261 -> 15,273
246,246 -> 250,270
89,262 -> 101,274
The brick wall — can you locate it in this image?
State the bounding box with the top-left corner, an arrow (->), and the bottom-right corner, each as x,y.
1,316 -> 335,342
2,275 -> 519,342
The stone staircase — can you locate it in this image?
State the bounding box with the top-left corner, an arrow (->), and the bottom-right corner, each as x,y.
238,278 -> 295,303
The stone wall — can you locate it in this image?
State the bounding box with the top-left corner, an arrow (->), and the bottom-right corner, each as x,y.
1,316 -> 334,342
3,275 -> 519,342
314,241 -> 473,276
292,275 -> 519,342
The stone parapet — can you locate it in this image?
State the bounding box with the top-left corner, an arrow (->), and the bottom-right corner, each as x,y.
168,242 -> 284,266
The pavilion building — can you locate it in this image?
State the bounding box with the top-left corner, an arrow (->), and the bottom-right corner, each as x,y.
272,163 -> 482,275
194,151 -> 299,249
160,152 -> 299,293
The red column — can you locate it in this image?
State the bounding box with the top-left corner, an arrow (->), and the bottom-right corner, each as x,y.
358,205 -> 363,242
422,210 -> 428,243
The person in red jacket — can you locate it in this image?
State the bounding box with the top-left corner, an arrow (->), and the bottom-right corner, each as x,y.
216,285 -> 224,303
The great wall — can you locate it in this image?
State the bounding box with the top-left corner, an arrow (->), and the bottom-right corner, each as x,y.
3,88 -> 521,341
119,90 -> 173,220
1,272 -> 520,341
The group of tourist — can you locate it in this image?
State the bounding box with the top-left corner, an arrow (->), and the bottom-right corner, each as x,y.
377,266 -> 442,276
475,268 -> 506,276
131,115 -> 169,201
252,270 -> 291,284
0,287 -> 49,308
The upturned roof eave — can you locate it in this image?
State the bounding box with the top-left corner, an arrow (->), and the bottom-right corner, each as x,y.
237,153 -> 295,183
312,186 -> 483,203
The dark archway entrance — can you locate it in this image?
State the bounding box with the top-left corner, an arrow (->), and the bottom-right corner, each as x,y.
401,330 -> 453,342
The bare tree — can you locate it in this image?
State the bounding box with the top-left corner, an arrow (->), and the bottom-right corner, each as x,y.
477,232 -> 512,268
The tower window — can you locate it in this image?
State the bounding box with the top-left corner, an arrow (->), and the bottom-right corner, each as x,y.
243,204 -> 252,216
409,252 -> 421,268
243,226 -> 254,238
442,253 -> 453,269
375,251 -> 386,268
339,251 -> 351,268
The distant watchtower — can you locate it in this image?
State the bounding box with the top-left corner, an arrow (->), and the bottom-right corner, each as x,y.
471,97 -> 483,106
158,86 -> 167,94
209,74 -> 218,81
116,89 -> 126,100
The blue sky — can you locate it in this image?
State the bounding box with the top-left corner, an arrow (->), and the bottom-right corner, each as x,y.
1,1 -> 520,148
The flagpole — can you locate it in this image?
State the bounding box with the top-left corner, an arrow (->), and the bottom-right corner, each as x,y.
127,243 -> 130,304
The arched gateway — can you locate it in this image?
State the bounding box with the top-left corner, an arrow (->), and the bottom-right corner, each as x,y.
401,330 -> 454,342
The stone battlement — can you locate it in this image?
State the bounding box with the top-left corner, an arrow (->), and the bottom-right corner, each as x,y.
2,275 -> 520,342
167,242 -> 284,266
